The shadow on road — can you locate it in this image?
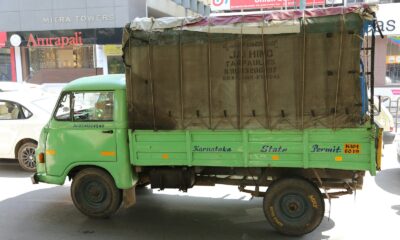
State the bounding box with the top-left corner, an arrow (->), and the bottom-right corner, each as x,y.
392,205 -> 400,215
0,186 -> 335,240
0,159 -> 32,178
375,168 -> 400,195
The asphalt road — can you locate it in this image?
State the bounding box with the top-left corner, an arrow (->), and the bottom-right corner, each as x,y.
0,144 -> 399,240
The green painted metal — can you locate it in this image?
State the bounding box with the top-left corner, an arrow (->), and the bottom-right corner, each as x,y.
62,74 -> 125,92
35,74 -> 378,191
35,87 -> 137,189
130,127 -> 376,175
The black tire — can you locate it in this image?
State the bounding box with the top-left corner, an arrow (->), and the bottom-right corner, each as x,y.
263,178 -> 325,236
17,142 -> 37,172
71,168 -> 122,218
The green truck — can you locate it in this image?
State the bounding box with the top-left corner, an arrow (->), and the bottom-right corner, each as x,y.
32,5 -> 382,236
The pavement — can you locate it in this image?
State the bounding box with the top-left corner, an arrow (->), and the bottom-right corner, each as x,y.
0,143 -> 399,240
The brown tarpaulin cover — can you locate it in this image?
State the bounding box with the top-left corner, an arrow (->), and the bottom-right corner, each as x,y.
123,6 -> 374,130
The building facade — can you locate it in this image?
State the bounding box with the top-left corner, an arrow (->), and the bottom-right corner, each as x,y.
0,0 -> 210,84
1,0 -> 398,87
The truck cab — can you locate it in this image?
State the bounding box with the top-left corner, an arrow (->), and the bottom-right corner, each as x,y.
34,74 -> 136,197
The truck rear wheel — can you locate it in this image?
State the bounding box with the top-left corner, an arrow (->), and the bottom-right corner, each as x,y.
263,177 -> 325,236
71,168 -> 122,218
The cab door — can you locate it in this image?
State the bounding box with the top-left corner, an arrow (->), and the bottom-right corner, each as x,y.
45,91 -> 117,176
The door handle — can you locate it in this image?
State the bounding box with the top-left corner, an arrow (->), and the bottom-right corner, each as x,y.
102,130 -> 114,134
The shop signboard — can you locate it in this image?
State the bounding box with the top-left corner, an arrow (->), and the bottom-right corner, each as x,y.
6,28 -> 123,48
210,0 -> 325,11
104,45 -> 122,56
27,32 -> 83,48
375,3 -> 400,36
0,32 -> 6,48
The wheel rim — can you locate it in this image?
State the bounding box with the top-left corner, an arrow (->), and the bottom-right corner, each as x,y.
279,193 -> 309,221
82,180 -> 108,208
21,146 -> 36,170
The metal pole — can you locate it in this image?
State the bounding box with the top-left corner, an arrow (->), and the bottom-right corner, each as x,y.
301,18 -> 306,129
261,16 -> 270,129
370,15 -> 377,126
208,31 -> 213,129
238,20 -> 244,129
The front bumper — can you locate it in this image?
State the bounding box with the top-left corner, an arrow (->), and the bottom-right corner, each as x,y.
30,172 -> 66,185
31,173 -> 39,184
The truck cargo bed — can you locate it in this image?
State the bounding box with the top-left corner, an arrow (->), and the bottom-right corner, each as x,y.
129,127 -> 376,174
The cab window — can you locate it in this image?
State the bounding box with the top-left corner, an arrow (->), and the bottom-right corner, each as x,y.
54,91 -> 114,122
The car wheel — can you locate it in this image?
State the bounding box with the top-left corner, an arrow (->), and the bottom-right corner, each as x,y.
17,142 -> 37,172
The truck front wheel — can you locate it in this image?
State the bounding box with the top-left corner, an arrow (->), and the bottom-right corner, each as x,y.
71,168 -> 122,218
263,177 -> 325,236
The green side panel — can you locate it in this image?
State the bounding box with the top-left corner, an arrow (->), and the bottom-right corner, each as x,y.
129,127 -> 377,174
305,13 -> 362,33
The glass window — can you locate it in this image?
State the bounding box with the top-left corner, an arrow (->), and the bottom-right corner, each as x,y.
107,56 -> 125,74
0,48 -> 11,81
385,36 -> 400,85
55,93 -> 71,121
54,91 -> 114,122
0,101 -> 12,120
0,101 -> 30,120
21,105 -> 33,119
73,91 -> 114,121
23,46 -> 95,83
29,46 -> 94,71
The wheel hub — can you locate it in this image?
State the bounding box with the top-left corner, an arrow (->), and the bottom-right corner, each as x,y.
21,147 -> 36,169
280,194 -> 307,219
85,182 -> 106,204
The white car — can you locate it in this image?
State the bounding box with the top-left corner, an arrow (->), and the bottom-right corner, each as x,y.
0,91 -> 57,171
374,96 -> 395,145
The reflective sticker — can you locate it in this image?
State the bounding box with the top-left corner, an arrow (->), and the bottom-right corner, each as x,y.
272,155 -> 280,161
269,206 -> 284,227
344,143 -> 361,154
162,154 -> 169,159
46,150 -> 56,155
335,156 -> 343,161
101,151 -> 116,157
308,195 -> 319,208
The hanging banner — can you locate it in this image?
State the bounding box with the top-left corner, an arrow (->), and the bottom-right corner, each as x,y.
211,0 -> 325,11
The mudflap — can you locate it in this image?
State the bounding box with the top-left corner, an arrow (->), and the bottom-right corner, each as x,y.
376,128 -> 383,171
122,187 -> 136,208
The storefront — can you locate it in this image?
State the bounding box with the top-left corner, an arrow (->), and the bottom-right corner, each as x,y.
386,36 -> 400,84
0,32 -> 15,82
7,29 -> 123,83
0,0 -> 147,84
373,3 -> 400,99
0,0 -> 212,84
